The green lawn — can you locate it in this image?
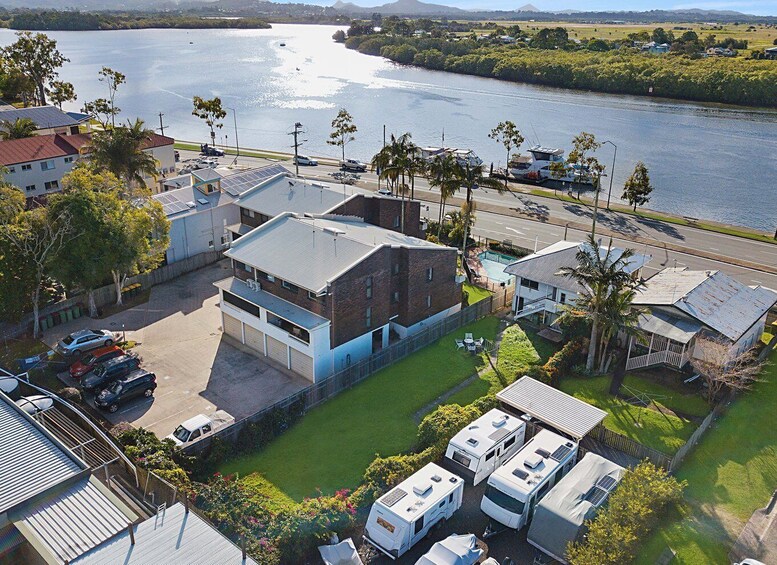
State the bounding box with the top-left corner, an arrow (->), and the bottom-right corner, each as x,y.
221,316 -> 500,500
623,373 -> 710,419
559,375 -> 700,454
462,282 -> 492,305
637,352 -> 777,564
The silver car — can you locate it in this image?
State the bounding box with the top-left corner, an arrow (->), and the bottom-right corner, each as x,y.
56,329 -> 115,357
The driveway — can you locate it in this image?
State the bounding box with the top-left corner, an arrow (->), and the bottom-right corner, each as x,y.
43,260 -> 310,437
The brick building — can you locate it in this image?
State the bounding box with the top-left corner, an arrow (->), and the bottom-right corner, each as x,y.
215,212 -> 461,382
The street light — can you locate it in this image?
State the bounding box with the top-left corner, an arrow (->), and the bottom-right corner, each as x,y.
225,107 -> 240,166
602,140 -> 617,210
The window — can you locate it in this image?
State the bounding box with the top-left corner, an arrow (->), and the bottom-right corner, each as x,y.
244,263 -> 252,273
451,451 -> 471,467
393,216 -> 400,228
392,291 -> 399,303
267,311 -> 310,343
365,306 -> 372,328
485,450 -> 496,461
448,493 -> 454,503
247,209 -> 255,218
537,481 -> 551,499
438,500 -> 445,508
40,160 -> 55,171
520,278 -> 540,291
223,290 -> 261,318
221,235 -> 228,245
21,164 -> 32,171
64,156 -> 74,164
281,280 -> 299,293
377,517 -> 395,533
208,240 -> 214,248
426,295 -> 431,309
25,185 -> 36,192
484,484 -> 526,515
308,290 -> 325,302
504,435 -> 516,449
392,263 -> 400,275
366,276 -> 373,299
413,515 -> 425,535
560,292 -> 567,304
44,180 -> 59,191
427,267 -> 433,281
190,429 -> 201,440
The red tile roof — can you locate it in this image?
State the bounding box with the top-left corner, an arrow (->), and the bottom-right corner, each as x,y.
0,132 -> 174,166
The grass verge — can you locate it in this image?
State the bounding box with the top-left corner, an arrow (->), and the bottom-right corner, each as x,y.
174,141 -> 290,161
636,353 -> 777,564
221,316 -> 500,500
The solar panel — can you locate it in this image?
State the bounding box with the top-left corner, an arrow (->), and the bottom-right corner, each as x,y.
221,164 -> 288,196
584,486 -> 608,506
380,488 -> 408,508
163,201 -> 189,215
512,468 -> 529,480
597,475 -> 618,491
550,445 -> 572,462
488,428 -> 510,443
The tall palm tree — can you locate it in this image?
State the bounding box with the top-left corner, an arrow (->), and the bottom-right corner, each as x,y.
556,235 -> 642,372
458,161 -> 503,254
427,153 -> 460,238
86,118 -> 158,194
596,287 -> 645,373
0,117 -> 37,140
371,132 -> 416,232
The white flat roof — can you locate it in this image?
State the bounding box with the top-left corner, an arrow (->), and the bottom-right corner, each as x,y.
449,408 -> 524,458
497,376 -> 607,440
376,463 -> 462,522
489,429 -> 577,497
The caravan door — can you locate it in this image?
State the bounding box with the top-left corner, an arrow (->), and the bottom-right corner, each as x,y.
476,448 -> 498,485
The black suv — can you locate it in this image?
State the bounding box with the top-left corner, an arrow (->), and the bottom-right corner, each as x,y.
81,354 -> 140,392
95,370 -> 157,413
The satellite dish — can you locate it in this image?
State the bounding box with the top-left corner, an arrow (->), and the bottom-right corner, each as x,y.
0,377 -> 18,394
16,395 -> 54,415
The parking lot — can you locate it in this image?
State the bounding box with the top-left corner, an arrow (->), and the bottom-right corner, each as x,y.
42,260 -> 310,437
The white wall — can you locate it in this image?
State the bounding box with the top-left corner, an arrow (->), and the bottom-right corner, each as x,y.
511,277 -> 576,314
392,303 -> 462,339
331,327 -> 382,373
5,155 -> 79,199
732,313 -> 768,356
145,144 -> 177,192
165,203 -> 240,264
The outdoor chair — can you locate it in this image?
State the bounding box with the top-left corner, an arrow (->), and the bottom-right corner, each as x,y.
455,339 -> 465,350
475,337 -> 485,349
464,333 -> 474,344
467,343 -> 477,353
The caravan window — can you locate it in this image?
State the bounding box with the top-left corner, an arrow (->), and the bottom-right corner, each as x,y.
484,484 -> 526,515
485,450 -> 496,461
377,517 -> 395,533
504,435 -> 516,449
537,481 -> 551,499
414,516 -> 424,535
452,451 -> 471,468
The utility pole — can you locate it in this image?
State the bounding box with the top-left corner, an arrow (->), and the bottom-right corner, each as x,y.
603,140 -> 617,210
289,122 -> 304,177
227,107 -> 240,166
157,112 -> 165,137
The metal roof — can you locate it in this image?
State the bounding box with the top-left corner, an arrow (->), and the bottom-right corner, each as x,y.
0,394 -> 83,514
220,164 -> 289,197
214,276 -> 330,330
226,213 -> 444,294
0,133 -> 84,166
11,477 -> 135,564
192,167 -> 223,183
72,502 -> 258,565
0,105 -> 79,129
633,267 -> 777,342
636,311 -> 701,344
503,241 -> 651,295
237,175 -> 349,216
497,376 -> 607,440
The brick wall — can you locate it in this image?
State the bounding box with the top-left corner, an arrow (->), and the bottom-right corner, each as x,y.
331,195 -> 424,239
397,247 -> 461,327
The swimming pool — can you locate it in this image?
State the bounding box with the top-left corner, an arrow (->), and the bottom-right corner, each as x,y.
477,251 -> 516,284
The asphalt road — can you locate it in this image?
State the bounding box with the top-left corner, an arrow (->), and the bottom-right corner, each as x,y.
176,150 -> 777,289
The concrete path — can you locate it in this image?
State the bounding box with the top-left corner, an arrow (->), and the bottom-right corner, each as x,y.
730,491 -> 777,564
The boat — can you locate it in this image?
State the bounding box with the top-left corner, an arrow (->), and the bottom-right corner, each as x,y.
420,146 -> 483,168
509,145 -> 594,186
280,42 -> 286,47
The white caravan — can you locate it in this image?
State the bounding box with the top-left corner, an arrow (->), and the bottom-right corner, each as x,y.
364,463 -> 464,559
480,428 -> 578,537
444,408 -> 526,485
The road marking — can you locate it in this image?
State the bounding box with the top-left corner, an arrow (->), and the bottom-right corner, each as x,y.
709,247 -> 719,251
506,227 -> 525,235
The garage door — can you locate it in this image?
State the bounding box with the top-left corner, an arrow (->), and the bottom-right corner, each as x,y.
244,325 -> 265,355
223,314 -> 242,342
290,348 -> 315,382
266,335 -> 288,367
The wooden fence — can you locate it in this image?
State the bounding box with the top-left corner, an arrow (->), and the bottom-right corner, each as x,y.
183,295 -> 498,455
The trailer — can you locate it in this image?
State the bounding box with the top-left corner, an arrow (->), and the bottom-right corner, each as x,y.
363,463 -> 464,560
480,428 -> 578,537
444,408 -> 526,485
527,453 -> 624,564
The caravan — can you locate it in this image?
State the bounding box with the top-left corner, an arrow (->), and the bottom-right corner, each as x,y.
444,409 -> 526,485
363,463 -> 464,559
480,428 -> 578,537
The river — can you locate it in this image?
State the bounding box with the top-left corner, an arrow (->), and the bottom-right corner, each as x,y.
1,24 -> 775,231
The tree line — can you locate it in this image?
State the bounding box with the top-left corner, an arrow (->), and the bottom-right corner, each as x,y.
8,11 -> 270,31
343,27 -> 777,107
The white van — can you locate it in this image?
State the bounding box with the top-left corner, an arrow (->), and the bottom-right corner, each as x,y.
364,463 -> 464,559
445,408 -> 526,485
481,428 -> 578,537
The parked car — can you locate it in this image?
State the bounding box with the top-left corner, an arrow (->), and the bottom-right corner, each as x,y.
56,329 -> 115,357
339,158 -> 367,172
293,155 -> 318,166
200,144 -> 225,157
81,354 -> 140,392
166,410 -> 235,446
377,187 -> 392,196
94,370 -> 157,413
195,157 -> 218,169
69,345 -> 124,380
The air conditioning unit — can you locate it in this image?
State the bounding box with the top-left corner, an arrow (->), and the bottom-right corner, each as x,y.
246,279 -> 262,292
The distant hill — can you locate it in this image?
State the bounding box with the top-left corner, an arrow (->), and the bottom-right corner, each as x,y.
516,3 -> 539,12
331,0 -> 466,15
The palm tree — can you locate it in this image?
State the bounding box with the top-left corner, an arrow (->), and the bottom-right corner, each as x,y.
86,118 -> 158,194
595,287 -> 645,373
371,133 -> 416,232
426,153 -> 460,238
0,117 -> 37,140
556,235 -> 642,372
458,162 -> 503,254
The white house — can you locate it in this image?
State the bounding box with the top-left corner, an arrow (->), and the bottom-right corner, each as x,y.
625,267 -> 777,371
504,240 -> 651,327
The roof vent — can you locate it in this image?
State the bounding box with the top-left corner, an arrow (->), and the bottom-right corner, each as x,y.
466,438 -> 479,447
323,227 -> 346,236
512,468 -> 529,480
535,448 -> 550,459
197,198 -> 209,205
186,201 -> 196,208
430,475 -> 442,483
413,482 -> 432,496
524,453 -> 543,469
491,415 -> 509,428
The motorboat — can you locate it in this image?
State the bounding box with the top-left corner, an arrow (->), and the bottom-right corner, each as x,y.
509,145 -> 594,186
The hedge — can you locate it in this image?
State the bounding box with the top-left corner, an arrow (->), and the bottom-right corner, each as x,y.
543,336 -> 588,386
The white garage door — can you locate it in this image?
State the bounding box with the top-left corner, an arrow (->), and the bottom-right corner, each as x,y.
244,325 -> 265,355
290,348 -> 315,382
223,314 -> 242,342
266,335 -> 288,367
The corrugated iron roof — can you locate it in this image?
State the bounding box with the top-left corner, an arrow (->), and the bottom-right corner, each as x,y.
237,175 -> 348,217
72,502 -> 258,565
633,268 -> 777,341
497,376 -> 607,440
0,105 -> 79,129
636,311 -> 701,344
0,394 -> 83,514
12,477 -> 134,564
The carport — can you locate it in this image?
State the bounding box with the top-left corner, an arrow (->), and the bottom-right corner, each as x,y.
496,376 -> 607,441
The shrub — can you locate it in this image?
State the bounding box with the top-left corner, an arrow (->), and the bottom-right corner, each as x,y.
117,427 -> 191,472
526,364 -> 551,385
417,403 -> 481,450
566,461 -> 685,565
57,386 -> 82,403
544,337 -> 588,386
470,393 -> 499,413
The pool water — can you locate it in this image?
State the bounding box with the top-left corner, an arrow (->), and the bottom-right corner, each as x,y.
477,251 -> 516,284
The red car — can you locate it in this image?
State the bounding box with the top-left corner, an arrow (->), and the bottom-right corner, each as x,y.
69,345 -> 124,380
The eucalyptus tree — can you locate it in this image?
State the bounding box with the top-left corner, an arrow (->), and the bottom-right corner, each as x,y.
327,108 -> 357,161
192,95 -> 226,147
488,120 -> 524,188
2,31 -> 69,106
